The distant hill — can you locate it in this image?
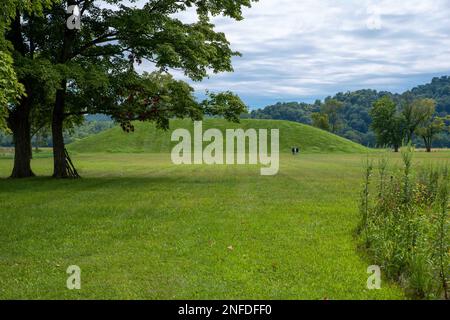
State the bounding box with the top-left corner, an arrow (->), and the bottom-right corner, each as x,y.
409,76 -> 450,115
250,76 -> 450,147
68,119 -> 368,154
85,114 -> 112,122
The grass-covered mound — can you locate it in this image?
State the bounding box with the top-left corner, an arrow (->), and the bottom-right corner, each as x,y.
68,119 -> 369,154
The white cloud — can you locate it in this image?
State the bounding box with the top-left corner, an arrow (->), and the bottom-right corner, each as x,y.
137,0 -> 450,106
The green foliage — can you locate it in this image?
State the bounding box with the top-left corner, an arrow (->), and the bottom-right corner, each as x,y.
359,155 -> 373,246
14,0 -> 257,137
250,102 -> 316,124
435,166 -> 449,299
309,99 -> 344,133
416,116 -> 448,152
311,112 -> 330,131
0,0 -> 56,18
320,98 -> 343,133
0,0 -> 60,131
410,76 -> 450,115
14,55 -> 63,128
1,1 -> 57,49
359,147 -> 449,299
202,91 -> 247,123
101,70 -> 203,131
370,96 -> 406,151
0,51 -> 24,131
96,71 -> 247,132
370,96 -> 438,152
402,97 -> 435,142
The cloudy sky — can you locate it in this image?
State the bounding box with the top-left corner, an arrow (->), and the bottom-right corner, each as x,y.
138,0 -> 450,108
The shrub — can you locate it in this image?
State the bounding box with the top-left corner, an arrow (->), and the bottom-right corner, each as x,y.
359,147 -> 449,299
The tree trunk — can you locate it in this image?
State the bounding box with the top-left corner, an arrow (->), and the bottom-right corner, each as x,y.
51,2 -> 77,178
394,145 -> 399,152
407,130 -> 413,144
423,137 -> 432,153
6,11 -> 34,178
8,99 -> 35,178
52,84 -> 68,178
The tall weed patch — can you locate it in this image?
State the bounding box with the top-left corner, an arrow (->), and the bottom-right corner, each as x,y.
359,147 -> 449,299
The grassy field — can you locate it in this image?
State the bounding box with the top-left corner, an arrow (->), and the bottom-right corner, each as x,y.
1,150 -> 448,300
0,119 -> 447,299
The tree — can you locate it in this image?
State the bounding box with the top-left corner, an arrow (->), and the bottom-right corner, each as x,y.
2,0 -> 60,178
311,112 -> 330,131
416,116 -> 448,152
0,1 -> 25,131
370,96 -> 406,152
401,97 -> 435,143
20,0 -> 256,178
0,51 -> 24,131
309,98 -> 343,133
321,98 -> 343,133
93,70 -> 247,132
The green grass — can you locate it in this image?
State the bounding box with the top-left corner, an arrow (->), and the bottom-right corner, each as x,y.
3,150 -> 448,300
68,119 -> 369,154
0,119 -> 446,299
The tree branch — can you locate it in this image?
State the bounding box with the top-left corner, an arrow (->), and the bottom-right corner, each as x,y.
63,111 -> 89,117
71,32 -> 119,58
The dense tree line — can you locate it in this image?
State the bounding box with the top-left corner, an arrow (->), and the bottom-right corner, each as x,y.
250,77 -> 450,148
249,101 -> 318,124
0,119 -> 114,148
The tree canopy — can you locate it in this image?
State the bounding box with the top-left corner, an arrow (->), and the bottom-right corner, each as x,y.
416,116 -> 449,152
401,97 -> 435,143
3,0 -> 257,178
370,96 -> 406,152
0,0 -> 58,131
0,51 -> 23,131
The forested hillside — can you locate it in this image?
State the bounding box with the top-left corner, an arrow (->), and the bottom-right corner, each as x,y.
250,77 -> 450,147
2,77 -> 449,149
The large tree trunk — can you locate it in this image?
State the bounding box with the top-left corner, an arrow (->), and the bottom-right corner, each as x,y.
52,83 -> 68,178
6,11 -> 34,178
8,99 -> 35,178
